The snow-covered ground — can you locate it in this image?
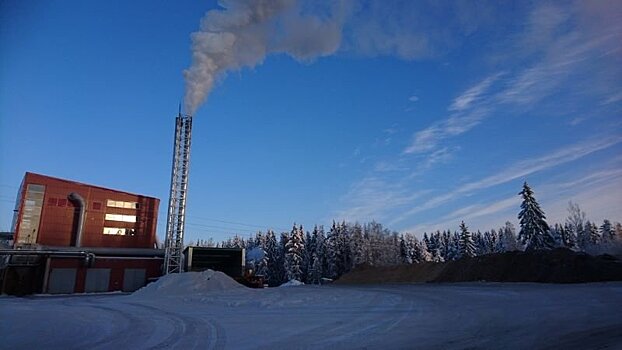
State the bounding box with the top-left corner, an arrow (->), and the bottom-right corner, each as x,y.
2,271 -> 621,349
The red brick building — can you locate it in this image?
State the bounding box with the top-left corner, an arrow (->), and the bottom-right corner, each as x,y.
13,172 -> 159,249
1,172 -> 164,295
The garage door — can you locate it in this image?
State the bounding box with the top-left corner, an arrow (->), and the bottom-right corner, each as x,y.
123,269 -> 146,292
85,268 -> 111,293
47,268 -> 77,294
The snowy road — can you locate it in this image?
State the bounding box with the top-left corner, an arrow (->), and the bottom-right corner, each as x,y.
2,282 -> 622,349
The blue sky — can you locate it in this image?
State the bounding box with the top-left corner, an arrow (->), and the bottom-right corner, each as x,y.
1,0 -> 621,244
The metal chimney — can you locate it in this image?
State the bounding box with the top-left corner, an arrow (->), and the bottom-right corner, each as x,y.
163,109 -> 193,274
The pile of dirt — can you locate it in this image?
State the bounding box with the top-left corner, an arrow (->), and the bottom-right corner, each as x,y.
336,249 -> 622,284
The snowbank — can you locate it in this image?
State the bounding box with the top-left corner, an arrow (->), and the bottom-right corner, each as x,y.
133,270 -> 245,297
280,279 -> 304,287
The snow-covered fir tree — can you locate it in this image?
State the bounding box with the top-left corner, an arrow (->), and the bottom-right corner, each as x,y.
349,223 -> 366,267
600,219 -> 615,242
458,221 -> 476,258
500,221 -> 519,251
588,221 -> 599,244
264,230 -> 281,286
415,238 -> 432,262
517,182 -> 554,251
308,225 -> 326,284
284,224 -> 304,281
561,223 -> 577,250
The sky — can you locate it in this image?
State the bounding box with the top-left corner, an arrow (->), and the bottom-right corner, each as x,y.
1,0 -> 621,244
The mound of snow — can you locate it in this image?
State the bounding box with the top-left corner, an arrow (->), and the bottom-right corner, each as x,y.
134,270 -> 245,296
280,279 -> 304,287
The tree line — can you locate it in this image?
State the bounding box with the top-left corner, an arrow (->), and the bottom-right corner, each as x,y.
192,182 -> 622,286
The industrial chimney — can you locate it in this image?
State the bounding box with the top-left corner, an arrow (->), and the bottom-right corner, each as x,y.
163,108 -> 192,274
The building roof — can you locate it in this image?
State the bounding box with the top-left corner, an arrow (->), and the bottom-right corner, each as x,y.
24,172 -> 159,200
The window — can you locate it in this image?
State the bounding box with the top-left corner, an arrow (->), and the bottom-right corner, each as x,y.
105,213 -> 136,222
106,200 -> 139,209
104,227 -> 127,235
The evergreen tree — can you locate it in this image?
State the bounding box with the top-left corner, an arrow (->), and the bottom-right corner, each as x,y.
264,230 -> 281,286
600,219 -> 616,250
416,238 -> 432,262
349,223 -> 365,268
399,234 -> 410,264
517,182 -> 554,251
306,225 -> 326,283
561,223 -> 577,250
449,231 -> 461,260
285,224 -> 305,281
501,221 -> 519,251
458,221 -> 476,258
585,221 -> 600,249
600,220 -> 615,242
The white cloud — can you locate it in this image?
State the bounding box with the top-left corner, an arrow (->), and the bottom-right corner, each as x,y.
403,73 -> 499,155
393,135 -> 622,225
408,95 -> 419,102
335,176 -> 429,223
403,2 -> 622,157
406,195 -> 519,234
404,168 -> 622,235
448,74 -> 501,111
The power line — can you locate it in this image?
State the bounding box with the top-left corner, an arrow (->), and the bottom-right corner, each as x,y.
186,214 -> 291,232
185,222 -> 257,233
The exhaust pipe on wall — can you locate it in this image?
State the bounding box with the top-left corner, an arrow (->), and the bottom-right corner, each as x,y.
68,192 -> 86,247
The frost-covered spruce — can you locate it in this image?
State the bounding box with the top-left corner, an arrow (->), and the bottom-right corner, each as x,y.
600,220 -> 615,242
518,182 -> 554,251
459,221 -> 476,258
285,224 -> 305,282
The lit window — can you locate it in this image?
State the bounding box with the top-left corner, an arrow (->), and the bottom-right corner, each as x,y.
104,227 -> 127,235
104,214 -> 136,222
106,200 -> 138,209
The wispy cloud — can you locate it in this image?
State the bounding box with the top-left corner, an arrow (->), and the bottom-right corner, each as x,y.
337,1 -> 622,233
408,95 -> 419,102
403,105 -> 490,154
407,195 -> 519,234
449,74 -> 501,111
403,2 -> 621,157
392,135 -> 622,225
335,176 -> 429,223
406,164 -> 622,235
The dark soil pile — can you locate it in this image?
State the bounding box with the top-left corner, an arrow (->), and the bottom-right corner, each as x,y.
336,248 -> 622,284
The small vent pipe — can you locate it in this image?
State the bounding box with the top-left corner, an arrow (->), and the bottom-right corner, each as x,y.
68,192 -> 86,247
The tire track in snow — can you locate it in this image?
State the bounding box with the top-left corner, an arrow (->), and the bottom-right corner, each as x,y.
260,287 -> 412,349
124,301 -> 227,349
64,298 -> 225,349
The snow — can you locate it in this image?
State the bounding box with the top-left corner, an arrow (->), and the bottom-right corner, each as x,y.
133,270 -> 244,297
280,279 -> 304,287
2,280 -> 622,349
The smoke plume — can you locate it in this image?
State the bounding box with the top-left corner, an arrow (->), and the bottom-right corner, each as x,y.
183,0 -> 504,114
183,0 -> 346,114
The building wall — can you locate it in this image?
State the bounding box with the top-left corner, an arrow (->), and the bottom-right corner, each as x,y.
46,257 -> 162,293
13,172 -> 159,249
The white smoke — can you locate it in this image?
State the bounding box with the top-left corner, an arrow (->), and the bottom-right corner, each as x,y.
183,0 -> 502,114
183,0 -> 346,114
